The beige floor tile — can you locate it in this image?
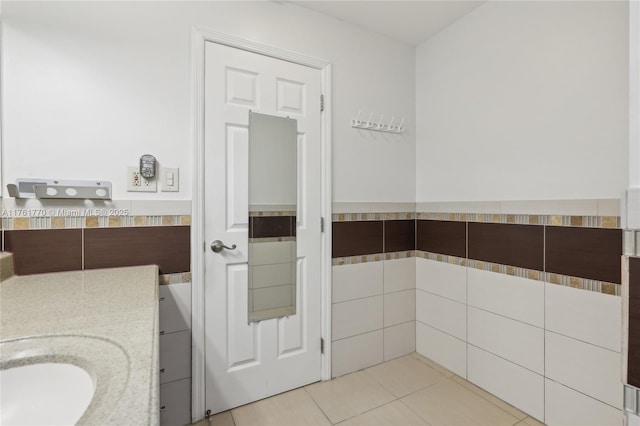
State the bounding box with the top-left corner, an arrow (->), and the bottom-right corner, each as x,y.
451,375 -> 527,420
336,400 -> 429,426
410,352 -> 455,377
518,416 -> 546,426
305,371 -> 395,424
401,379 -> 520,426
364,354 -> 446,397
231,388 -> 330,426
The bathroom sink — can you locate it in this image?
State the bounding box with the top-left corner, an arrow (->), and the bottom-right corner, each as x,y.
0,362 -> 95,425
0,335 -> 131,425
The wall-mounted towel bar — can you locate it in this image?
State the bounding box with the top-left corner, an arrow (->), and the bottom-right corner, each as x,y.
351,111 -> 405,133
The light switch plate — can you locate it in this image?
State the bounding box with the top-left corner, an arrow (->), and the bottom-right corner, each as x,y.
127,166 -> 157,192
161,168 -> 179,192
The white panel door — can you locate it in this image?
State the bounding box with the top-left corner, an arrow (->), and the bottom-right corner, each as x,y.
204,41 -> 323,414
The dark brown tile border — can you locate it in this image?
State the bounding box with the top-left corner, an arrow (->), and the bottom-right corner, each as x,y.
416,220 -> 466,258
84,226 -> 190,274
545,226 -> 622,284
385,220 -> 415,253
4,229 -> 82,275
249,216 -> 294,238
332,221 -> 383,258
468,222 -> 544,271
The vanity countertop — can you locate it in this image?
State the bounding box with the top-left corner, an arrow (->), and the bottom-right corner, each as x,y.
0,265 -> 159,425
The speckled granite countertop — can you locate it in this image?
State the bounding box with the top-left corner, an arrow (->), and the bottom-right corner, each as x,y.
0,265 -> 159,425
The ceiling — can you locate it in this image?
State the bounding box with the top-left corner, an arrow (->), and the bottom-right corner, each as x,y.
290,1 -> 486,46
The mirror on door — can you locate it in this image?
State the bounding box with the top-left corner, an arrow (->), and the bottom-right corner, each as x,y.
248,112 -> 297,322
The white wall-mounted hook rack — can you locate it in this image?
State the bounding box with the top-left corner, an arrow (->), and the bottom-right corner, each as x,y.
351,110 -> 405,133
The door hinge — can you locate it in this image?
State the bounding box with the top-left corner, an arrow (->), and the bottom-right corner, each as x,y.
321,337 -> 325,354
320,94 -> 325,112
321,217 -> 325,233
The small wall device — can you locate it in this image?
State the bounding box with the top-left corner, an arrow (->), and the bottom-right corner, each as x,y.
140,154 -> 157,179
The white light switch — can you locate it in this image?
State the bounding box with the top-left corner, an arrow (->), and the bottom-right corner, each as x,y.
162,168 -> 179,192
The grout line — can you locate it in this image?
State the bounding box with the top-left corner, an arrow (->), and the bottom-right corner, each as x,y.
544,329 -> 621,354
544,377 -> 623,412
302,387 -> 334,425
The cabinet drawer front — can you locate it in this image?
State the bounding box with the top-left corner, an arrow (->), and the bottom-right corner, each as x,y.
159,283 -> 191,334
160,330 -> 191,384
160,378 -> 191,426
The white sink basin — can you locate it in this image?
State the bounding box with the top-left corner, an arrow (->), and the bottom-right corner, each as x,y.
0,362 -> 95,425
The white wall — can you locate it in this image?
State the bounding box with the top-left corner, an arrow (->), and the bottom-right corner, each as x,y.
1,1 -> 416,202
416,1 -> 629,202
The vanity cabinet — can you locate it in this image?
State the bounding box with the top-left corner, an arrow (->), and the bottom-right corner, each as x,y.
159,282 -> 192,426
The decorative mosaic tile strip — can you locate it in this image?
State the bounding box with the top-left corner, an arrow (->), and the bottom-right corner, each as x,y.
159,272 -> 192,286
384,250 -> 415,261
249,211 -> 296,217
1,215 -> 191,230
415,212 -> 620,228
467,258 -> 544,282
332,253 -> 384,266
415,251 -> 467,267
332,212 -> 415,222
545,272 -> 619,296
416,250 -> 620,296
249,236 -> 296,243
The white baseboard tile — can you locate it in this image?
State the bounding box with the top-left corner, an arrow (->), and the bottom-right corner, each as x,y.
416,290 -> 466,340
416,258 -> 466,303
331,330 -> 383,378
467,268 -> 544,327
416,321 -> 466,378
332,295 -> 383,341
545,283 -> 622,352
384,257 -> 416,294
545,331 -> 623,409
332,261 -> 384,304
467,345 -> 544,421
384,321 -> 415,361
545,379 -> 622,426
467,307 -> 544,374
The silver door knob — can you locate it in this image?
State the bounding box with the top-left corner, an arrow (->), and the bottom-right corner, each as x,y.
211,240 -> 237,253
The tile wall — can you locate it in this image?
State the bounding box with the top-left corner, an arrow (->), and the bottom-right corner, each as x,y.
0,200 -> 191,283
332,212 -> 416,377
333,200 -> 624,425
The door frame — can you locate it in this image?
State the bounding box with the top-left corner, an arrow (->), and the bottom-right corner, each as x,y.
190,26 -> 333,422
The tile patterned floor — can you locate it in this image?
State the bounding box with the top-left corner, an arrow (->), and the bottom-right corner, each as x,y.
192,353 -> 545,426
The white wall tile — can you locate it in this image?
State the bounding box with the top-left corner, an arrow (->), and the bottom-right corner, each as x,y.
384,290 -> 415,327
332,296 -> 383,341
468,268 -> 544,327
545,379 -> 622,426
416,258 -> 466,303
499,199 -> 599,216
545,331 -> 622,409
545,283 -> 622,352
468,307 -> 544,374
332,330 -> 383,378
130,199 -> 192,215
416,290 -> 466,340
416,322 -> 466,377
249,241 -> 293,266
332,202 -> 416,214
384,321 -> 415,361
597,199 -> 621,216
332,261 -> 383,304
468,345 -> 544,421
416,201 -> 501,213
384,257 -> 416,294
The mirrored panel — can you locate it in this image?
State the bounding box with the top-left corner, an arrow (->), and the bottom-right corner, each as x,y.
248,112 -> 297,322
